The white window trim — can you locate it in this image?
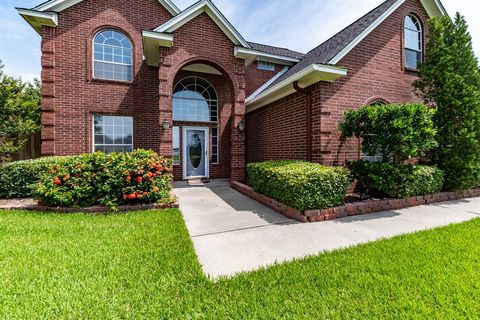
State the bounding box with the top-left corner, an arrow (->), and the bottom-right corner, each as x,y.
212,127 -> 219,164
92,29 -> 133,82
404,15 -> 423,69
92,115 -> 134,153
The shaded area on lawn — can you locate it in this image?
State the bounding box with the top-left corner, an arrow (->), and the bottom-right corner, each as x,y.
0,209 -> 478,318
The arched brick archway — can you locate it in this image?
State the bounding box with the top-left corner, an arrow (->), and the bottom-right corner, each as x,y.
158,57 -> 246,182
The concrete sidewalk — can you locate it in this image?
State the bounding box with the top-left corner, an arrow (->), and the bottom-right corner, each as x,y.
174,180 -> 480,278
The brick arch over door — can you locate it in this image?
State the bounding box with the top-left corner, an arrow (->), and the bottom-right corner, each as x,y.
159,57 -> 246,181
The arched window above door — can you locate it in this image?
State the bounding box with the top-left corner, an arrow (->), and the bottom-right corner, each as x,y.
173,77 -> 218,122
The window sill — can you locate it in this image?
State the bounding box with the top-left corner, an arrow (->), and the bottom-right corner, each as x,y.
90,78 -> 133,85
404,67 -> 420,74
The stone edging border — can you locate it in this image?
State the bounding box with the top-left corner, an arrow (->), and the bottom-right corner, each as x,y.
231,181 -> 480,223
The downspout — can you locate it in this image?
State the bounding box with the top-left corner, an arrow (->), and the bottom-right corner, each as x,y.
293,81 -> 312,162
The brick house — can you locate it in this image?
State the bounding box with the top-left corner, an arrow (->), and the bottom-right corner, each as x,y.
18,0 -> 446,181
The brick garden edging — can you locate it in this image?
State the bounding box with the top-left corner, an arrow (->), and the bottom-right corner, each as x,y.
231,181 -> 480,223
0,195 -> 179,214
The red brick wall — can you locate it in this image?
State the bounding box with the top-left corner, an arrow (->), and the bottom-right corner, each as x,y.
40,0 -> 173,156
40,2 -> 247,181
247,0 -> 429,166
245,61 -> 284,97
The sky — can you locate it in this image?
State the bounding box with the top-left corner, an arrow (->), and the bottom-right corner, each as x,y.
0,0 -> 479,82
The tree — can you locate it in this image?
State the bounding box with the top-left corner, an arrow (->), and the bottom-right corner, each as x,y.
413,13 -> 480,191
0,61 -> 41,160
339,103 -> 437,163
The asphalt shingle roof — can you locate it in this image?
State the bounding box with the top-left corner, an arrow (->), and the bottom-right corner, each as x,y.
264,0 -> 399,90
247,42 -> 305,60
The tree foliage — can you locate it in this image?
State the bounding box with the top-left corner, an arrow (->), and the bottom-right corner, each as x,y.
413,13 -> 480,190
0,61 -> 41,159
339,103 -> 437,163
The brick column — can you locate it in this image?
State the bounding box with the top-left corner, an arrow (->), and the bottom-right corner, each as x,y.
158,50 -> 173,157
231,69 -> 246,182
40,28 -> 56,156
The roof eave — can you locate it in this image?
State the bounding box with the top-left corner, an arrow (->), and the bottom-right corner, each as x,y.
142,30 -> 174,67
16,8 -> 58,34
245,64 -> 348,113
234,47 -> 300,67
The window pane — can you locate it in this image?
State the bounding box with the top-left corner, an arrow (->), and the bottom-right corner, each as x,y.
172,77 -> 218,122
172,126 -> 180,165
93,115 -> 133,154
405,49 -> 421,69
93,29 -> 132,82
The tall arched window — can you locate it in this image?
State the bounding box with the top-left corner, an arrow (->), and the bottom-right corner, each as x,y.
173,77 -> 218,122
404,15 -> 422,69
93,29 -> 132,82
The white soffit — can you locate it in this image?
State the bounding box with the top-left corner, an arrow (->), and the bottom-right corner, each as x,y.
182,64 -> 222,75
16,8 -> 58,34
245,64 -> 348,112
142,30 -> 174,66
234,47 -> 300,67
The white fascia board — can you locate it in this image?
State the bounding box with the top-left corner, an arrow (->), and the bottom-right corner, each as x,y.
154,0 -> 250,48
329,0 -> 446,65
142,30 -> 174,67
35,0 -> 180,15
420,0 -> 447,17
234,47 -> 300,66
329,0 -> 405,65
245,64 -> 347,112
16,8 -> 58,34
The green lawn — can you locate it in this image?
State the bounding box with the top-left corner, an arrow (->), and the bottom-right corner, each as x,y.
0,209 -> 479,319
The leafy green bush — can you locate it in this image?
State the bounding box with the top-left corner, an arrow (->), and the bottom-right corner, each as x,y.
0,157 -> 67,198
339,103 -> 437,163
34,150 -> 173,208
247,160 -> 351,211
349,161 -> 444,198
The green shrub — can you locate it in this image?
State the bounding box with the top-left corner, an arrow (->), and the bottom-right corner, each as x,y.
349,161 -> 444,198
339,103 -> 437,163
247,160 -> 351,211
34,150 -> 173,208
0,157 -> 67,198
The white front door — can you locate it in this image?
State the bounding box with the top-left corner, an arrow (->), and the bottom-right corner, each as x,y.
183,127 -> 209,179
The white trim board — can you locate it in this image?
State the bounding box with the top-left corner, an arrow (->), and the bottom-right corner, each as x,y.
154,0 -> 250,48
16,8 -> 58,34
234,47 -> 300,67
245,64 -> 348,112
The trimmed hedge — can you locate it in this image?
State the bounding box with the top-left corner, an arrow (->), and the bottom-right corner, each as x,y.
349,161 -> 444,198
247,160 -> 351,211
0,157 -> 67,199
34,150 -> 173,208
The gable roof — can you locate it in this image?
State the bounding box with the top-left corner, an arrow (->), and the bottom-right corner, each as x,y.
247,0 -> 447,110
154,0 -> 250,48
33,0 -> 180,16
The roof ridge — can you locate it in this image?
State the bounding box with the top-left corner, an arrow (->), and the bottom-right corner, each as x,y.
247,66 -> 290,101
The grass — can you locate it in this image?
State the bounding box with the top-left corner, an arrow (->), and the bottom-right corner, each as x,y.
0,209 -> 479,319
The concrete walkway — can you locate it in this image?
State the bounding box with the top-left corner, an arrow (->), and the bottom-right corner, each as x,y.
174,180 -> 480,278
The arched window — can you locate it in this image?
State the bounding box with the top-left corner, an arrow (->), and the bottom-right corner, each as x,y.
93,29 -> 132,82
173,77 -> 218,122
404,15 -> 422,69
